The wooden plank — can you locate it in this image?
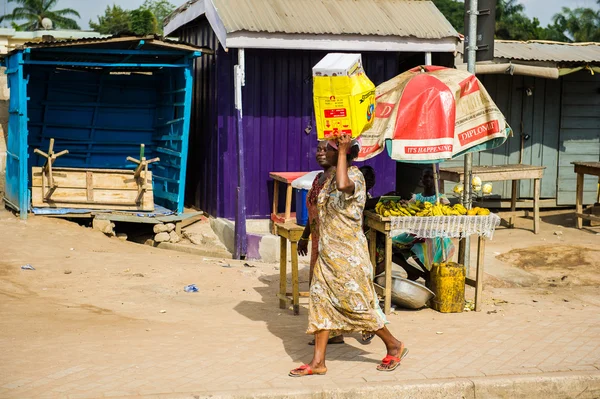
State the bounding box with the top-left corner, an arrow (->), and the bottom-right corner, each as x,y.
576,173 -> 584,229
561,117 -> 600,130
474,237 -> 485,312
555,175 -> 598,191
290,240 -> 300,315
573,163 -> 600,177
533,178 -> 541,234
559,129 -> 600,140
279,236 -> 288,310
540,78 -> 561,199
562,105 -> 600,118
562,94 -> 600,106
86,171 -> 93,202
557,190 -> 598,206
32,167 -> 152,190
510,180 -> 518,227
576,213 -> 600,223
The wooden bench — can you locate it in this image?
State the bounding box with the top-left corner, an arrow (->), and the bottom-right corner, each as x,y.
573,162 -> 600,229
439,164 -> 545,234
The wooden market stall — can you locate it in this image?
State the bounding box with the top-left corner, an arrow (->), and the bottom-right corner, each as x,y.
364,211 -> 500,314
2,35 -> 211,219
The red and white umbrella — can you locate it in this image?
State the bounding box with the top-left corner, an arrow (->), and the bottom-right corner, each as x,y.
358,66 -> 510,163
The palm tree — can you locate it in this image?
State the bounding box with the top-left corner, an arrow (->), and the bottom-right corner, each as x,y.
0,0 -> 81,30
552,6 -> 600,42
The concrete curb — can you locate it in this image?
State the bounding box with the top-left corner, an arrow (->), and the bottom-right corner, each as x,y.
111,370 -> 600,399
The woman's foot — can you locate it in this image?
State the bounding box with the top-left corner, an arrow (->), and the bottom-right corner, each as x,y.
361,331 -> 375,344
377,340 -> 407,371
289,363 -> 327,377
308,335 -> 344,346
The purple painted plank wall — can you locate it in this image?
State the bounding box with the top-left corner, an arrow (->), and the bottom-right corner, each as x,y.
177,20 -> 421,219
241,49 -> 404,219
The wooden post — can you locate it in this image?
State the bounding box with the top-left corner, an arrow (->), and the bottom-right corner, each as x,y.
127,144 -> 159,206
575,172 -> 584,229
271,181 -> 280,234
290,239 -> 300,315
279,236 -> 288,309
285,183 -> 293,220
384,234 -> 393,314
533,178 -> 541,234
509,180 -> 518,228
474,236 -> 485,312
33,138 -> 69,201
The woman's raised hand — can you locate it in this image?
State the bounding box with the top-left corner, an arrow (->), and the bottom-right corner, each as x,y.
337,134 -> 352,155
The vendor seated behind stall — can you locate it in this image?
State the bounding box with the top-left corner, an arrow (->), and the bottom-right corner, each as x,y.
367,169 -> 455,283
391,169 -> 455,282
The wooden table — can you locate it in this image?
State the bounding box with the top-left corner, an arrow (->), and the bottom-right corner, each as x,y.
275,222 -> 306,315
573,162 -> 600,229
269,172 -> 308,230
364,211 -> 488,313
439,164 -> 545,234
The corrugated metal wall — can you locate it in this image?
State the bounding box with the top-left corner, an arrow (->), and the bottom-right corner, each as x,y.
179,20 -> 224,217
557,71 -> 600,205
178,19 -> 431,219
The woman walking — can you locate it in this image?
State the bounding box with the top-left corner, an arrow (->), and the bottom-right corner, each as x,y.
289,135 -> 407,377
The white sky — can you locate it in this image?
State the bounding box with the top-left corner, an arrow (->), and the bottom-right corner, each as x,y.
1,0 -> 599,30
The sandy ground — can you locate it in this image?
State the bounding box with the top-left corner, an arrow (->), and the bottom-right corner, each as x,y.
0,207 -> 599,398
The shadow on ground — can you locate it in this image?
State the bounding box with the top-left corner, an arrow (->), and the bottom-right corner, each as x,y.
234,270 -> 429,365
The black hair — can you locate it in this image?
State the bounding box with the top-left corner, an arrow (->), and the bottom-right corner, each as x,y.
359,165 -> 376,191
347,145 -> 360,162
359,165 -> 375,180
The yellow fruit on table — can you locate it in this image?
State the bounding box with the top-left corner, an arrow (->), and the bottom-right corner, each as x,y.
477,208 -> 491,216
467,209 -> 478,216
453,204 -> 467,215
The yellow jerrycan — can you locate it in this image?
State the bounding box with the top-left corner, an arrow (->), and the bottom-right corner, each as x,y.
429,262 -> 465,313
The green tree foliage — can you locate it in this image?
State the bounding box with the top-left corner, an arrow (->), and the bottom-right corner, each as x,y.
551,7 -> 600,42
432,0 -> 599,43
140,0 -> 176,33
432,0 -> 464,33
129,9 -> 158,36
89,1 -> 175,36
0,0 -> 81,30
89,5 -> 129,35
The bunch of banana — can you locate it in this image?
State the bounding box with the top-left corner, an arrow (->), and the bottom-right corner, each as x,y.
376,199 -> 491,217
453,203 -> 467,215
375,200 -> 418,217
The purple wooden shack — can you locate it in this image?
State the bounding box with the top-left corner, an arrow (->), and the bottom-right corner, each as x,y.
165,0 -> 459,256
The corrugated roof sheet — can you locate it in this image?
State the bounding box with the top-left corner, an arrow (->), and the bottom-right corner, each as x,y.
14,34 -> 213,54
167,0 -> 459,39
459,40 -> 600,63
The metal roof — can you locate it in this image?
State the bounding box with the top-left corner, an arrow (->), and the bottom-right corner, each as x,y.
2,35 -> 213,72
167,0 -> 459,39
459,40 -> 600,63
16,34 -> 213,54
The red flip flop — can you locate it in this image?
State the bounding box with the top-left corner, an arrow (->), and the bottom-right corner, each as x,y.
289,364 -> 327,377
377,346 -> 408,372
